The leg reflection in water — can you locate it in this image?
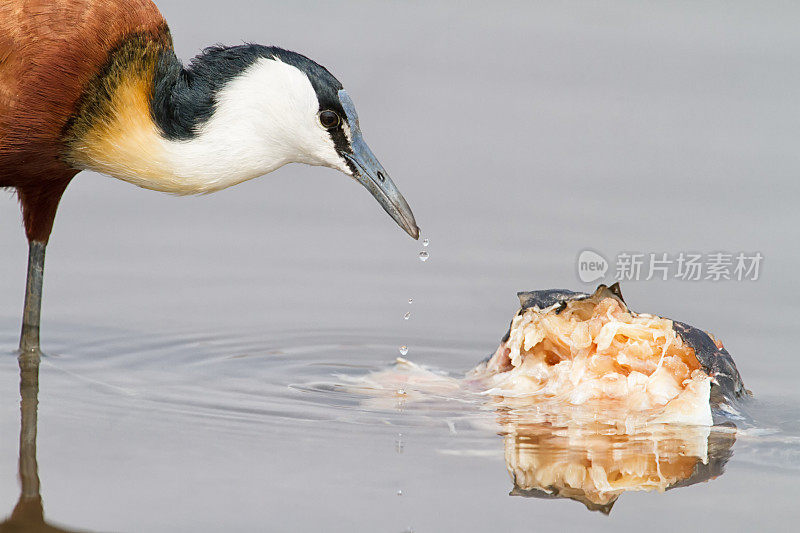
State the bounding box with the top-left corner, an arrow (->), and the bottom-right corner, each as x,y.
0,352 -> 86,533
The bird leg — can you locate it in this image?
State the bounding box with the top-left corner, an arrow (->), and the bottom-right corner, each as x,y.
19,241 -> 46,353
16,178 -> 72,353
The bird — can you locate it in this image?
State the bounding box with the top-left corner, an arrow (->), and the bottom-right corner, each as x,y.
0,0 -> 419,353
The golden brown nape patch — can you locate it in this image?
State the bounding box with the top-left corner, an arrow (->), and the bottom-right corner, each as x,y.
471,291 -> 715,426
62,34 -> 167,186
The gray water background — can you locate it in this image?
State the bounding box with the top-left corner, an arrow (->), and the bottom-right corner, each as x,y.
1,1 -> 799,531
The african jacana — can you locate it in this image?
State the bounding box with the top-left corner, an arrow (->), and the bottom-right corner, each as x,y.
0,0 -> 419,353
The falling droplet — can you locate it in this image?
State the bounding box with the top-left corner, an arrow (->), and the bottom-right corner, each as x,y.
403,311 -> 411,320
408,298 -> 413,304
422,238 -> 429,247
419,251 -> 429,262
397,388 -> 406,396
396,490 -> 403,496
395,433 -> 404,453
399,345 -> 408,356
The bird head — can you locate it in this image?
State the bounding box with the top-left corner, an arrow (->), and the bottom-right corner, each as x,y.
185,46 -> 420,239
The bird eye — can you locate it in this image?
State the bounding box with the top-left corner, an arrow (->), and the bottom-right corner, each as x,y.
318,110 -> 340,129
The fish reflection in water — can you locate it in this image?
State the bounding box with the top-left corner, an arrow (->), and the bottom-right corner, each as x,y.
0,352 -> 87,533
340,358 -> 738,515
501,417 -> 736,514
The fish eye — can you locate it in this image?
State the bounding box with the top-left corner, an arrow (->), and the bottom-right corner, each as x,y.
318,110 -> 340,129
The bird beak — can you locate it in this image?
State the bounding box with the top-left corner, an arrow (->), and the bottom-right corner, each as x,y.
338,90 -> 419,240
343,138 -> 419,240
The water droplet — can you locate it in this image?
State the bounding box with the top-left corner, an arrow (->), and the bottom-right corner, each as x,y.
395,433 -> 404,453
397,388 -> 406,396
399,345 -> 408,356
403,311 -> 411,320
419,251 -> 429,262
408,298 -> 413,304
396,489 -> 403,496
422,238 -> 429,247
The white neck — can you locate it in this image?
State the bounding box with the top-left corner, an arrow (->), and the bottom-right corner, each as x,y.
70,57 -> 345,195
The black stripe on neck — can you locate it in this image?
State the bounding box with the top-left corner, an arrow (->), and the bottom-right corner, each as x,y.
151,44 -> 345,141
